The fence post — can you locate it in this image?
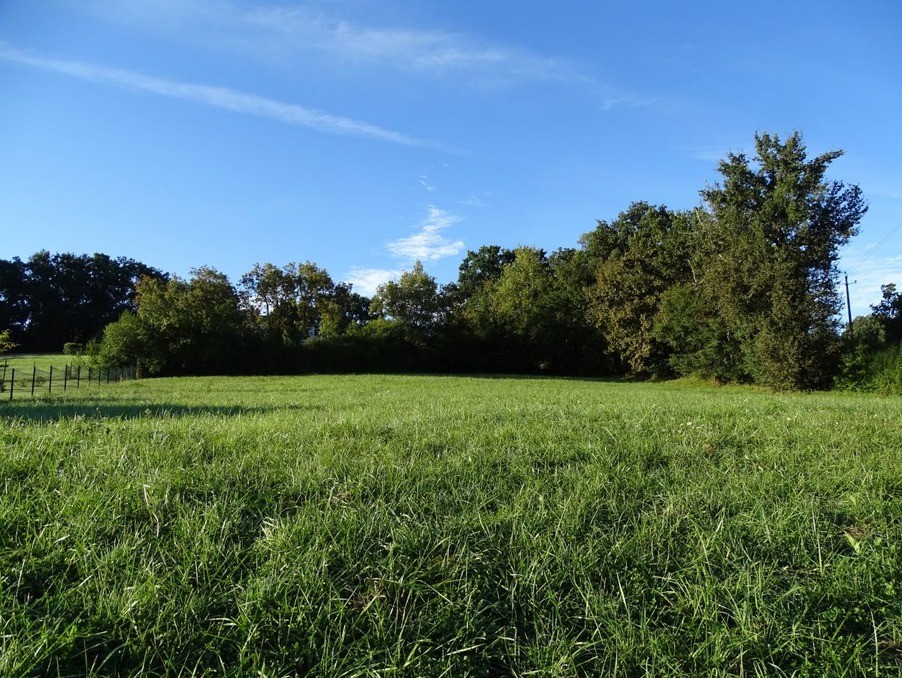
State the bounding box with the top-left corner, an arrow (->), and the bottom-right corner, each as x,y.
76,365 -> 81,389
64,365 -> 68,392
8,368 -> 13,400
49,366 -> 53,394
31,366 -> 36,396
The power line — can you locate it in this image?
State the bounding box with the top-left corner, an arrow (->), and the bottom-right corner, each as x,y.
857,222 -> 902,266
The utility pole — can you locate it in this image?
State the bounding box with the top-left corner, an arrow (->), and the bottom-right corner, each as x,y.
845,273 -> 854,338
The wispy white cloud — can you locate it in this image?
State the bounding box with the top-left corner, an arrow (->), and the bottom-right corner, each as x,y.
344,267 -> 403,297
681,144 -> 744,163
418,175 -> 436,192
601,94 -> 661,111
0,42 -> 440,148
85,1 -> 607,91
386,206 -> 464,262
459,196 -> 486,207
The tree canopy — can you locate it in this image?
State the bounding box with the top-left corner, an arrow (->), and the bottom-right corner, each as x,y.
8,131 -> 885,390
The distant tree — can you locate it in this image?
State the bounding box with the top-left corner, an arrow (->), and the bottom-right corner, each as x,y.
544,247 -> 608,373
0,258 -> 28,344
100,267 -> 245,375
240,261 -> 355,344
0,250 -> 163,351
370,262 -> 448,342
871,283 -> 902,343
584,203 -> 695,375
318,283 -> 370,338
659,132 -> 866,389
451,245 -> 516,302
0,328 -> 17,355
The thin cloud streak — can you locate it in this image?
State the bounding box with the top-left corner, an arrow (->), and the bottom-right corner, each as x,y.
0,42 -> 441,148
89,1 -> 608,91
386,206 -> 464,262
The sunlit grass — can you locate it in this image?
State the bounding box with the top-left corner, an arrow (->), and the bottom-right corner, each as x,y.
1,375 -> 901,674
0,353 -> 74,372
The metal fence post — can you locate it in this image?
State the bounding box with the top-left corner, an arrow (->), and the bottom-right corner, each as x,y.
49,366 -> 53,394
63,365 -> 68,392
76,365 -> 81,389
31,365 -> 36,396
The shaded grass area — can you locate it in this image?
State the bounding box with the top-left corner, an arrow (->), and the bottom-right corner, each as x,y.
2,375 -> 901,674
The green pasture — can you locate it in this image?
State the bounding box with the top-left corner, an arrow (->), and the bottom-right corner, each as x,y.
0,352 -> 78,373
1,375 -> 901,674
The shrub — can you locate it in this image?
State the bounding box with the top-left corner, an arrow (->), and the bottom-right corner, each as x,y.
63,342 -> 84,356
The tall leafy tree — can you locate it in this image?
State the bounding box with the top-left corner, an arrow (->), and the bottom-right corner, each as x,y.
871,283 -> 902,344
240,261 -> 344,344
102,268 -> 245,375
370,262 -> 448,342
451,245 -> 516,303
583,202 -> 695,375
0,251 -> 163,351
668,132 -> 867,389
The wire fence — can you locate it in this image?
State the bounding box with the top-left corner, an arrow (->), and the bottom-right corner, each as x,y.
0,363 -> 137,401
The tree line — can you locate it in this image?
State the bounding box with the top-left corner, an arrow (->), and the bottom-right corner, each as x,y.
3,133 -> 899,391
0,251 -> 164,352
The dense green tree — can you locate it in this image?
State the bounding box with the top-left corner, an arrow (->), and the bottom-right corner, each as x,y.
871,283 -> 901,343
583,203 -> 695,375
0,257 -> 28,343
0,328 -> 17,354
464,247 -> 552,343
240,261 -> 365,344
659,132 -> 866,389
451,245 -> 516,302
0,251 -> 163,351
318,283 -> 371,338
370,262 -> 448,342
101,268 -> 245,375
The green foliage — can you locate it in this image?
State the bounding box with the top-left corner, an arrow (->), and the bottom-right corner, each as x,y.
370,262 -> 447,342
654,283 -> 745,383
871,283 -> 902,343
241,261 -> 370,344
867,344 -> 902,394
62,342 -> 83,356
99,268 -> 246,376
2,375 -> 901,673
836,315 -> 887,388
584,203 -> 695,376
0,251 -> 164,352
659,132 -> 866,389
0,328 -> 18,355
467,247 -> 554,341
451,244 -> 516,302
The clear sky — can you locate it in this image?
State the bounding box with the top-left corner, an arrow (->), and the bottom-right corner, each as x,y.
1,0 -> 900,317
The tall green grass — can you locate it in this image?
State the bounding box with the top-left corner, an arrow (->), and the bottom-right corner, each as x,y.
1,375 -> 901,674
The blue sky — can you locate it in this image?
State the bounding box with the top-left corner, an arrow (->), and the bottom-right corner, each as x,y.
1,0 -> 900,316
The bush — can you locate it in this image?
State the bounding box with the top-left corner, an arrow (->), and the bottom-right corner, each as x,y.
63,342 -> 84,356
868,344 -> 902,394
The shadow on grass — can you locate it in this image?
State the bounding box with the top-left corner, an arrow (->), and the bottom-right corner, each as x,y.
0,397 -> 323,422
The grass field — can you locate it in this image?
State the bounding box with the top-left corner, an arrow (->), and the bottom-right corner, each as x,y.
1,375 -> 901,675
0,353 -> 77,372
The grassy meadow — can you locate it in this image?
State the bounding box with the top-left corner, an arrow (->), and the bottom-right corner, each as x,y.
1,374 -> 901,675
1,353 -> 75,372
